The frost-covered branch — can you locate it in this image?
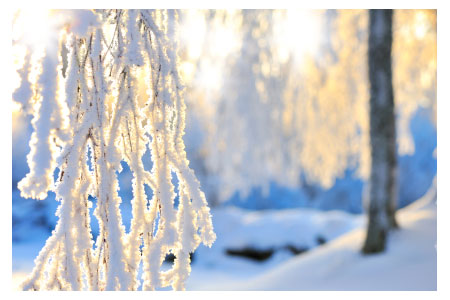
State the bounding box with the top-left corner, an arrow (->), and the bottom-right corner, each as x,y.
14,9 -> 215,291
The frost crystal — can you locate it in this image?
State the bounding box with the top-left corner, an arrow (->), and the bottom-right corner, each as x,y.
14,9 -> 215,291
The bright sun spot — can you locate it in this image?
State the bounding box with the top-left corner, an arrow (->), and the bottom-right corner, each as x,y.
178,10 -> 241,94
273,10 -> 322,64
12,9 -> 59,50
414,11 -> 429,39
180,61 -> 196,83
179,10 -> 206,60
179,10 -> 241,62
209,18 -> 240,59
196,60 -> 223,96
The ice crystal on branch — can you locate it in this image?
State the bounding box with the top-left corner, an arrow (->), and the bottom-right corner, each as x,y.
13,9 -> 215,291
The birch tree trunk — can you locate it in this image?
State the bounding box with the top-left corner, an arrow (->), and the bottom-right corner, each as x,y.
363,9 -> 398,254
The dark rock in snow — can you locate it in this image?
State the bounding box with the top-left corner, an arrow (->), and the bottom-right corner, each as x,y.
226,247 -> 275,261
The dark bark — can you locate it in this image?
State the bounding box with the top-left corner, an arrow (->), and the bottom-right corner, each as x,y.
363,9 -> 398,254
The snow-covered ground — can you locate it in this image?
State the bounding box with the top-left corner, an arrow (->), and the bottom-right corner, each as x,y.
187,183 -> 437,290
12,183 -> 436,290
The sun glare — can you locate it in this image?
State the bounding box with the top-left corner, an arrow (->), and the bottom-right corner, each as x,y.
180,61 -> 196,83
179,10 -> 206,60
196,59 -> 223,96
179,10 -> 241,62
273,10 -> 322,64
414,11 -> 429,39
13,9 -> 60,50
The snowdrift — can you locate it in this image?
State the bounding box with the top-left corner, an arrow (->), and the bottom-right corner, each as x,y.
188,185 -> 437,290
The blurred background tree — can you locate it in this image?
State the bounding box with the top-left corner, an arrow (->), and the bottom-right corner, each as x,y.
363,9 -> 397,254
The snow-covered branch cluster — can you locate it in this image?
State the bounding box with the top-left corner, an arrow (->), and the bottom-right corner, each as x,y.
13,9 -> 215,291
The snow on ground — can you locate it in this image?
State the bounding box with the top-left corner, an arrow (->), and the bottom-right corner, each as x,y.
12,184 -> 436,291
191,206 -> 363,265
187,184 -> 437,290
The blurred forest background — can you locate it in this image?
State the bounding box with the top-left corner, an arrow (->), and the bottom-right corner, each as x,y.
12,9 -> 437,290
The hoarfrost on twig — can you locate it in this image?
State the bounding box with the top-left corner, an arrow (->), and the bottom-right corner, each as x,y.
14,9 -> 215,291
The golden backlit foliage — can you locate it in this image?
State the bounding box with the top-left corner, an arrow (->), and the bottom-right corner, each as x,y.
393,9 -> 436,154
283,10 -> 370,187
283,9 -> 436,187
175,9 -> 436,199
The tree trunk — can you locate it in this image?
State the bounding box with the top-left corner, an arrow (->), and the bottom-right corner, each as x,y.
363,9 -> 398,254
